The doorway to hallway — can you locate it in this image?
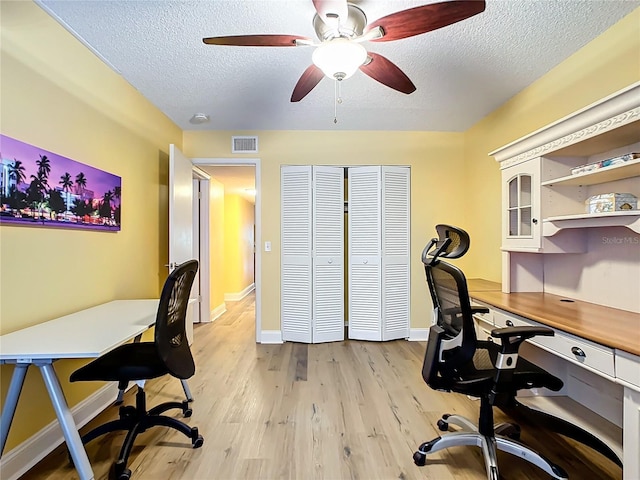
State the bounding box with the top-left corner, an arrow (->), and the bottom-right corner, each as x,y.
193,158 -> 261,343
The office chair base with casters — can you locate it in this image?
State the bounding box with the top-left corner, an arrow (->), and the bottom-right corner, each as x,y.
72,386 -> 203,479
413,398 -> 569,480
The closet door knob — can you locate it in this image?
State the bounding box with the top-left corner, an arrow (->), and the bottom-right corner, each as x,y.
363,259 -> 368,264
328,259 -> 333,264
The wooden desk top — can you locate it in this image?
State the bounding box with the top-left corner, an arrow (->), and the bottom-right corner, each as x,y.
467,281 -> 640,357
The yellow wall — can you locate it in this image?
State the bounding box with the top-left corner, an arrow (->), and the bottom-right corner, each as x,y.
463,8 -> 640,280
223,194 -> 255,295
0,1 -> 181,450
184,130 -> 467,331
209,179 -> 226,313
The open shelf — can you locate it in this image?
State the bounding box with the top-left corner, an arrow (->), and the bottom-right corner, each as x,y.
543,211 -> 640,236
541,158 -> 640,187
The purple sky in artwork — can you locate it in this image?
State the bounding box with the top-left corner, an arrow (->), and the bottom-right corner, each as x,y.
1,134 -> 121,205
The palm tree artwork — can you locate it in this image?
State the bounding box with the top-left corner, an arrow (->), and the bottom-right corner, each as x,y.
59,172 -> 73,214
0,134 -> 121,231
7,159 -> 27,214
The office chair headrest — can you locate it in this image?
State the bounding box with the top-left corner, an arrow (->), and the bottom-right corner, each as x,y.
422,224 -> 470,265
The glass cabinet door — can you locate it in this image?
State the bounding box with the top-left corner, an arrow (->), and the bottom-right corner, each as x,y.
502,157 -> 540,250
507,174 -> 533,238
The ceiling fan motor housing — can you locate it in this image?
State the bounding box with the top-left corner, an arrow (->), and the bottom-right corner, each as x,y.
313,4 -> 367,41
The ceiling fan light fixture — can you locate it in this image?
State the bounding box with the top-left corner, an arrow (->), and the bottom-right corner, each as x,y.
312,39 -> 367,81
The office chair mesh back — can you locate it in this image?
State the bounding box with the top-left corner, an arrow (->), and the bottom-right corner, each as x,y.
421,225 -> 477,389
155,260 -> 197,380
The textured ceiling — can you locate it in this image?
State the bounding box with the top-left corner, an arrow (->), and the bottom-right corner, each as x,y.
37,0 -> 639,132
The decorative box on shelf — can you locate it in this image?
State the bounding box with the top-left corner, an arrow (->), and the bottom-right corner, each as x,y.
585,193 -> 637,214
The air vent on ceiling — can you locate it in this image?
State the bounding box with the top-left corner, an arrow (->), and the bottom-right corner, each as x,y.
232,136 -> 258,153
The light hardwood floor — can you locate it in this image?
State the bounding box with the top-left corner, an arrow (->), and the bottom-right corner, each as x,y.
23,293 -> 621,479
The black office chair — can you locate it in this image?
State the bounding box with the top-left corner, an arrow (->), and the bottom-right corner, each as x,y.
413,225 -> 621,480
70,260 -> 203,480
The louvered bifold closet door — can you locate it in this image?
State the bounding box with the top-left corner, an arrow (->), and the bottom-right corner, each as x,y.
348,167 -> 382,341
312,166 -> 345,343
281,166 -> 312,343
381,166 -> 410,340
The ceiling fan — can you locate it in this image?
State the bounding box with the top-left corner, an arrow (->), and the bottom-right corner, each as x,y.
203,0 -> 486,102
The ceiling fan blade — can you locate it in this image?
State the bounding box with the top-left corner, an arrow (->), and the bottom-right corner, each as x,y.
365,0 -> 486,42
359,53 -> 416,94
312,0 -> 349,26
291,65 -> 325,102
203,34 -> 311,47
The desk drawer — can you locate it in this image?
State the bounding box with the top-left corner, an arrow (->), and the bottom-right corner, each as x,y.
470,300 -> 493,324
493,310 -> 615,378
616,350 -> 640,390
474,317 -> 495,343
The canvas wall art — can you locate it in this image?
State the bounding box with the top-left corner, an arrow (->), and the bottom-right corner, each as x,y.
0,134 -> 121,231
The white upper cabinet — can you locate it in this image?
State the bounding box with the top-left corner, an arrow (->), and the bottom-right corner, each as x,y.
492,82 -> 640,253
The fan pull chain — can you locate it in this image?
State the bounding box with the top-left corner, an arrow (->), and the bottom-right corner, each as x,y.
334,80 -> 343,124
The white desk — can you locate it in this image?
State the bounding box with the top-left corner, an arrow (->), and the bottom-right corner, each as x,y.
0,299 -> 159,480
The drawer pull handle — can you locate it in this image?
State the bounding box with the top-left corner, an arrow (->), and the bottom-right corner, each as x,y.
506,320 -> 514,327
571,347 -> 586,358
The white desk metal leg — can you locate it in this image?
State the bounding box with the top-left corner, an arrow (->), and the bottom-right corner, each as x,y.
0,363 -> 29,456
37,361 -> 94,480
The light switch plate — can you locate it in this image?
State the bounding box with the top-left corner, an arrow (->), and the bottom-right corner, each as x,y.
264,241 -> 271,252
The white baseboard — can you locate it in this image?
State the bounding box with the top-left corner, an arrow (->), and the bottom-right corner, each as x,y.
210,302 -> 226,322
224,283 -> 255,302
260,330 -> 283,344
409,328 -> 429,341
0,382 -> 119,480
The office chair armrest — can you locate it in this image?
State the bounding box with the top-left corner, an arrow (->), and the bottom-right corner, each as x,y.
488,326 -> 555,405
491,325 -> 554,355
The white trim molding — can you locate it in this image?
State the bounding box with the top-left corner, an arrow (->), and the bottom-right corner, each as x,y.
224,283 -> 255,302
491,82 -> 640,168
409,328 -> 429,341
210,302 -> 227,322
260,331 -> 283,344
0,383 -> 118,480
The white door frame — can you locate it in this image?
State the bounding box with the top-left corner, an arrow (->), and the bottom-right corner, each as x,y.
193,167 -> 211,325
192,157 -> 262,343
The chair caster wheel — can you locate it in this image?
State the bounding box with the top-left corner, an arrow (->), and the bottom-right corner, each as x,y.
413,451 -> 426,466
111,461 -> 131,480
193,434 -> 204,448
437,419 -> 449,431
184,408 -> 193,418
